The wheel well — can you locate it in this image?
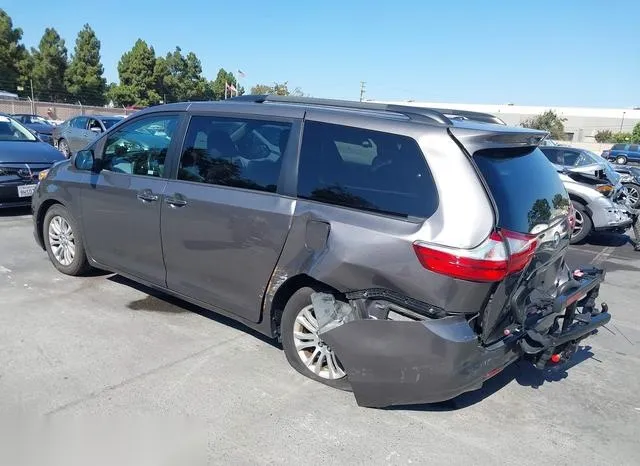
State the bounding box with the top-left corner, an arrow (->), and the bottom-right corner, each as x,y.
36,200 -> 63,249
568,193 -> 586,207
269,274 -> 339,340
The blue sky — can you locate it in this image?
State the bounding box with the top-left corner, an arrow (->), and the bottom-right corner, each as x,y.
2,0 -> 638,107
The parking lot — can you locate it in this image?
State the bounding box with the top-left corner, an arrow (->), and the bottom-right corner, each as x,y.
1,207 -> 639,465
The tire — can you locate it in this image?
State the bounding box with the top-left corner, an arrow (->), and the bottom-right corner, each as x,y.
281,286 -> 351,391
624,183 -> 640,209
615,154 -> 628,165
58,139 -> 71,158
43,204 -> 91,276
570,202 -> 593,244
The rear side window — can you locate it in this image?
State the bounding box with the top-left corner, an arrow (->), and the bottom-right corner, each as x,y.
474,148 -> 570,234
178,115 -> 292,193
612,144 -> 626,150
297,121 -> 437,218
629,144 -> 639,152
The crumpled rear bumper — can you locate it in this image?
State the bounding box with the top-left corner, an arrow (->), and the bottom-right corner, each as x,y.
322,316 -> 519,408
320,268 -> 610,408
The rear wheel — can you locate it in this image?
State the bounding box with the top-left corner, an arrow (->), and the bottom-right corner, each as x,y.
281,287 -> 350,390
615,155 -> 628,164
43,204 -> 91,275
58,139 -> 70,158
570,202 -> 592,244
624,183 -> 640,208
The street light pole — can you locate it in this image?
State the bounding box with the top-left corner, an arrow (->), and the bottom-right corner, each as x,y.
620,111 -> 626,132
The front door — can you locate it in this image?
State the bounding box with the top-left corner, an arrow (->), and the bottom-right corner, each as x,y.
68,116 -> 89,153
161,113 -> 299,322
79,113 -> 182,285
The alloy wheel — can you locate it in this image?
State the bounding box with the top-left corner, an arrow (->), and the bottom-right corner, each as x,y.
59,140 -> 70,158
572,209 -> 584,239
627,186 -> 639,207
48,215 -> 76,266
292,305 -> 345,380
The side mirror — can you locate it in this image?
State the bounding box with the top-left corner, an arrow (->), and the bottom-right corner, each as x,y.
90,127 -> 102,134
74,150 -> 95,171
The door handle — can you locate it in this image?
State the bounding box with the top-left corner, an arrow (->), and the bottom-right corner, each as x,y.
165,193 -> 188,208
136,189 -> 159,203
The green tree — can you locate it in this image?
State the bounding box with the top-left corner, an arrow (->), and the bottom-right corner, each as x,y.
0,9 -> 29,95
64,24 -> 106,105
156,47 -> 210,102
110,39 -> 160,107
209,68 -> 243,100
527,198 -> 552,231
521,110 -> 567,140
250,81 -> 304,96
631,122 -> 640,144
594,129 -> 614,143
31,28 -> 68,102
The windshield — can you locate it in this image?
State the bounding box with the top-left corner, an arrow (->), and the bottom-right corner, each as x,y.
101,118 -> 122,129
0,116 -> 37,141
31,116 -> 53,126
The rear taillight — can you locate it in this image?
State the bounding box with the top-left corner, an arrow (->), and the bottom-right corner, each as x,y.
413,229 -> 538,283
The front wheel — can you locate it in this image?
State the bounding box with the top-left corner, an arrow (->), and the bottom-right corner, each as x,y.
281,287 -> 350,390
43,204 -> 91,275
624,183 -> 640,208
570,202 -> 592,244
58,139 -> 71,158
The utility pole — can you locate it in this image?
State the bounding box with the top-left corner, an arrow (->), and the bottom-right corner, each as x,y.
359,81 -> 366,102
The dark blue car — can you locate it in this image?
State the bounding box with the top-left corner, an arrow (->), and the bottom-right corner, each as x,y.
0,115 -> 64,208
10,114 -> 55,145
602,143 -> 640,165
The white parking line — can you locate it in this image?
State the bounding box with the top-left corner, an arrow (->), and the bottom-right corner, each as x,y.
591,246 -> 616,266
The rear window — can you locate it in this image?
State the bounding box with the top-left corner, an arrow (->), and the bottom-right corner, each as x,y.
297,121 -> 438,219
474,148 -> 570,234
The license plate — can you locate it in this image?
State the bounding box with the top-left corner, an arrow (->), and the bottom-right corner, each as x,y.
17,184 -> 37,198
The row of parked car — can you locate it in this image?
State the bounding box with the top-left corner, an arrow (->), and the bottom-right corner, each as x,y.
1,96 -> 617,408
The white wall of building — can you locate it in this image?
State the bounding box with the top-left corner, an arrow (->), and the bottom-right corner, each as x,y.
372,101 -> 640,142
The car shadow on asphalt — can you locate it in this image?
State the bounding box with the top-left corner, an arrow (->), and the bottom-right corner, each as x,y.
585,232 -> 631,247
107,274 -> 280,348
0,206 -> 31,217
386,345 -> 596,412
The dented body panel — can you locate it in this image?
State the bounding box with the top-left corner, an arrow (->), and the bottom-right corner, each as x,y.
321,317 -> 518,407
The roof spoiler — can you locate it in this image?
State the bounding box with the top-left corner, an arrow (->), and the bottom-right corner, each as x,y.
449,126 -> 548,155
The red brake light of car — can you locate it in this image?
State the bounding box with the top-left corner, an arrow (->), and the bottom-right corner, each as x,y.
413,230 -> 538,283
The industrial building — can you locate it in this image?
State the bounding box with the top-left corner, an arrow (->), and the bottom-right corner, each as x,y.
372,101 -> 640,143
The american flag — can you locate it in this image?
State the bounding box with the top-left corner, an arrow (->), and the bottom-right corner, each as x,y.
237,69 -> 246,78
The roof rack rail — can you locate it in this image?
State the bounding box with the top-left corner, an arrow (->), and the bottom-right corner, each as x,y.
229,95 -> 452,125
428,107 -> 507,126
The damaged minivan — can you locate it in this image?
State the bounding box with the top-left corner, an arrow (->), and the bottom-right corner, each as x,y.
32,96 -> 611,407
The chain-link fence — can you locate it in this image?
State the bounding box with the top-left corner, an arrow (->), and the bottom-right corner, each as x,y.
0,98 -> 133,121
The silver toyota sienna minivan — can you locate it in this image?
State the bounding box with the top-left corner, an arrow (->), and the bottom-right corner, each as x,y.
32,96 -> 611,407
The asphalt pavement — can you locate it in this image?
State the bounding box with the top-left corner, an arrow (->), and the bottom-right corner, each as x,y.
1,207 -> 639,465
